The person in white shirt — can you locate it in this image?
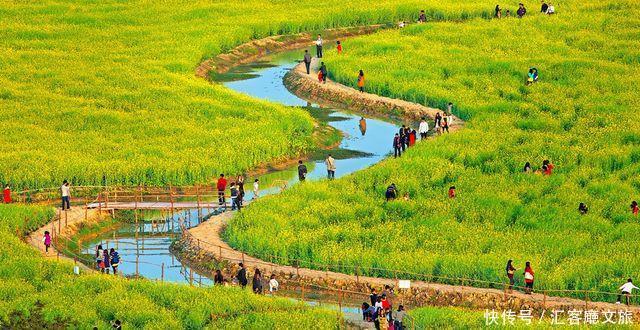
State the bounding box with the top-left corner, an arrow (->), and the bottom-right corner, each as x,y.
61,180 -> 71,210
252,179 -> 259,200
315,34 -> 323,58
418,117 -> 429,140
268,274 -> 279,293
546,3 -> 555,14
617,278 -> 639,305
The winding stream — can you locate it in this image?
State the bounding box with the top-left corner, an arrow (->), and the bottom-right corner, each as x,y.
75,48 -> 402,320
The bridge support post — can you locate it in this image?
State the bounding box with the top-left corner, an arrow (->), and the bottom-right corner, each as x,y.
161,262 -> 165,282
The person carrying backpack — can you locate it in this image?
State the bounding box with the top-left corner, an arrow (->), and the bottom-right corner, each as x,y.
110,248 -> 120,274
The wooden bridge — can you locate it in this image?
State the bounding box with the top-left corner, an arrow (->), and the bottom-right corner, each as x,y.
86,201 -> 227,211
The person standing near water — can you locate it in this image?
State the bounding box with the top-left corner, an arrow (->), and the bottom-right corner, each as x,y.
214,270 -> 224,285
102,249 -> 111,274
110,248 -> 120,275
236,175 -> 245,206
357,70 -> 365,92
418,117 -> 429,140
315,34 -> 323,58
393,134 -> 402,158
303,50 -> 312,74
252,179 -> 259,199
325,154 -> 336,179
237,263 -> 248,288
61,180 -> 71,210
336,41 -> 343,54
297,160 -> 308,181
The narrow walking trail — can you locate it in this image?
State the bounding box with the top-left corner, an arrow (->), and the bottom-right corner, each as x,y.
186,44 -> 639,316
28,207 -> 100,270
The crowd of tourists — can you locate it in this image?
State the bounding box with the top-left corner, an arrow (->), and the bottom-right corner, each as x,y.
361,286 -> 408,330
213,263 -> 280,294
94,244 -> 120,275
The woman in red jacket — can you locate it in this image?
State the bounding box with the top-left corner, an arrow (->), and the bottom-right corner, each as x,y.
631,201 -> 638,216
524,261 -> 534,294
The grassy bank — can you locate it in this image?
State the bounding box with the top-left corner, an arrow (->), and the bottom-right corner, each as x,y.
225,0 -> 640,298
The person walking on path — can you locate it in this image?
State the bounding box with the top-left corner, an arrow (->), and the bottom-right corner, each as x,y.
370,288 -> 378,307
357,70 -> 365,92
393,134 -> 402,158
617,278 -> 639,305
325,154 -> 336,179
96,244 -> 104,270
319,62 -> 328,84
303,50 -> 312,74
237,175 -> 245,206
216,174 -> 227,208
418,117 -> 429,140
517,3 -> 527,18
336,41 -> 343,54
441,117 -> 450,133
506,260 -> 517,292
110,248 -> 120,275
394,305 -> 407,330
252,269 -> 263,294
3,184 -> 11,204
315,34 -> 323,58
269,274 -> 279,293
398,125 -> 407,151
297,160 -> 308,181
409,128 -> 417,146
434,113 -> 442,135
236,263 -> 248,288
61,180 -> 71,210
631,201 -> 639,216
230,182 -> 241,212
102,249 -> 111,274
42,231 -> 51,253
495,4 -> 502,18
252,179 -> 259,199
214,270 -> 224,285
524,261 -> 534,294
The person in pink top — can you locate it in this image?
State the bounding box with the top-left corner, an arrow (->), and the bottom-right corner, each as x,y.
43,231 -> 52,253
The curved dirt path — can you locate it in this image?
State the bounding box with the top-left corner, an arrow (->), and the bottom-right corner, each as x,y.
27,207 -> 101,270
185,46 -> 639,316
285,57 -> 463,130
